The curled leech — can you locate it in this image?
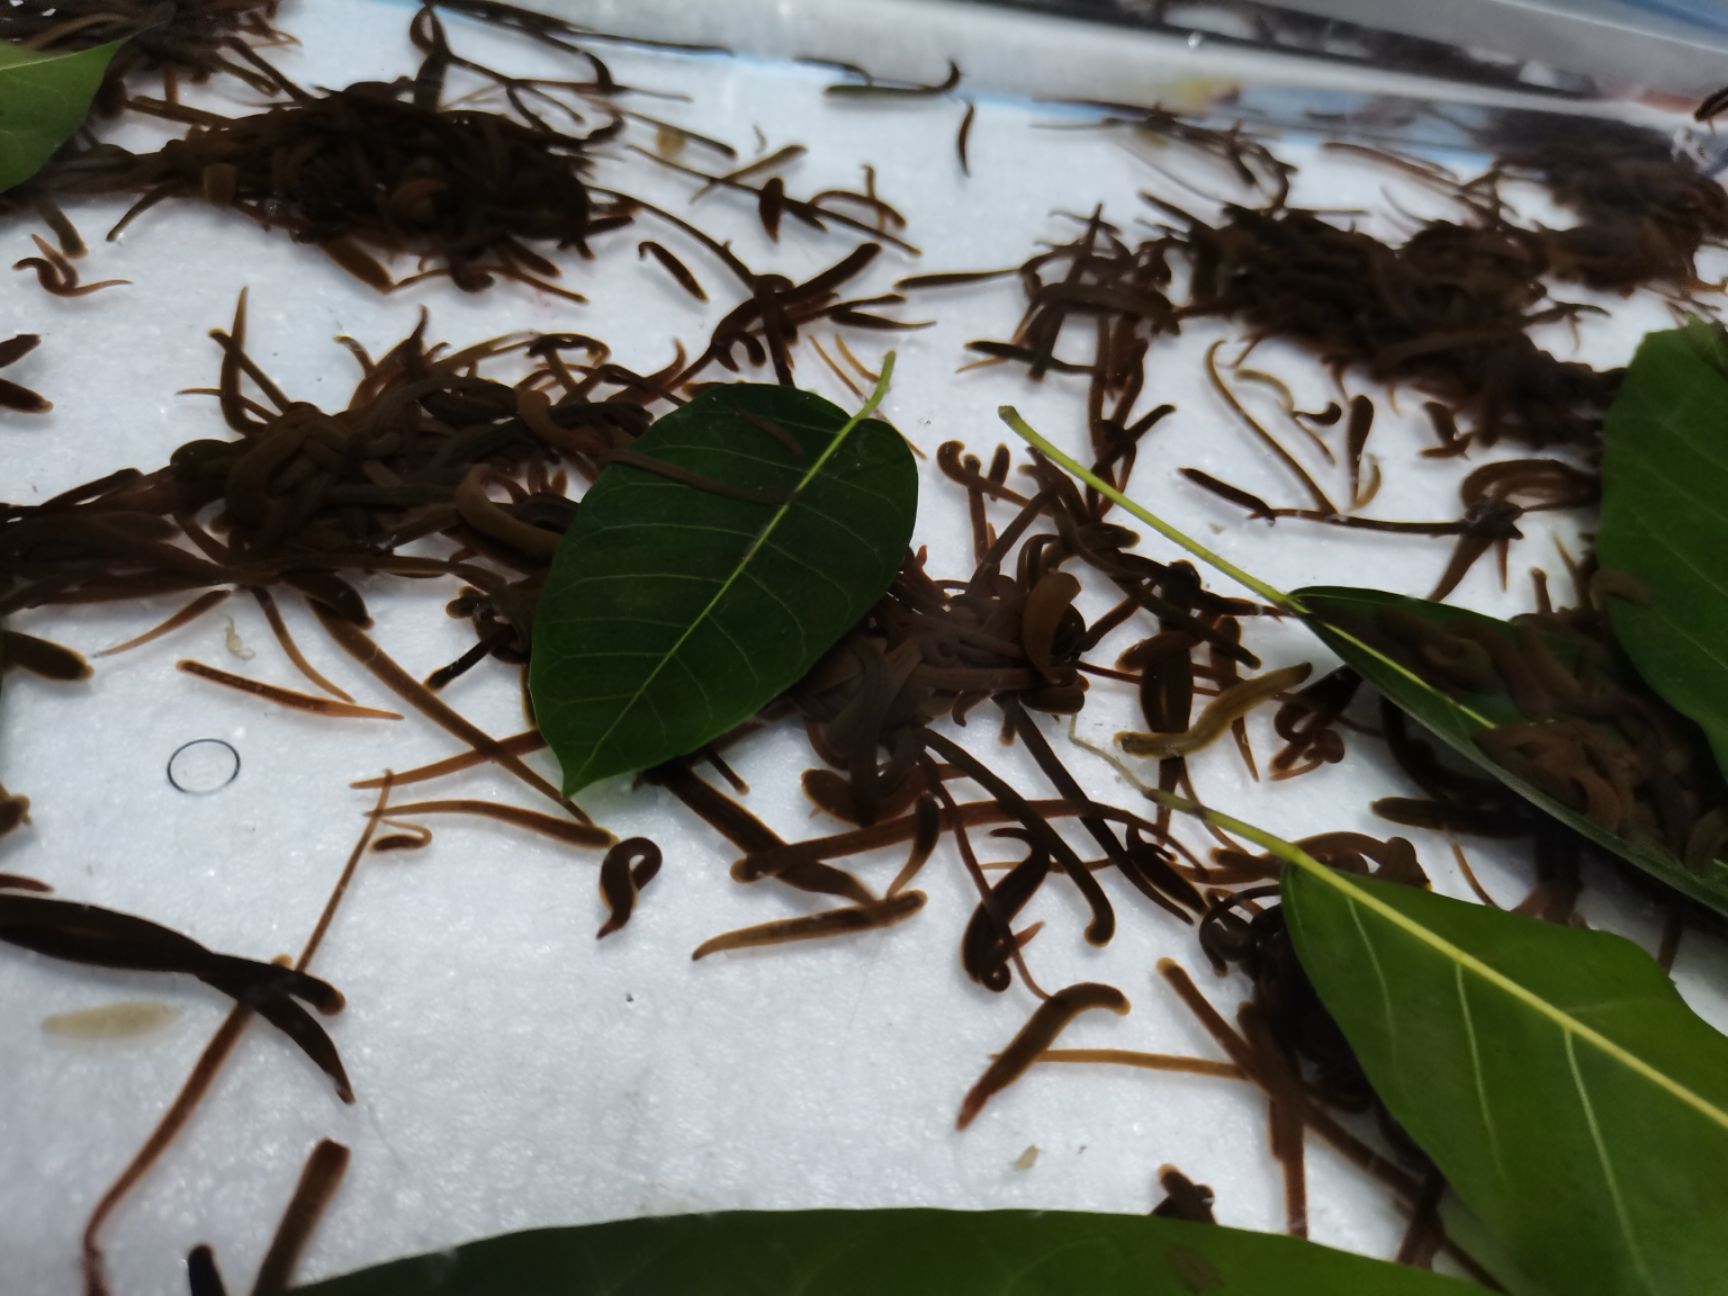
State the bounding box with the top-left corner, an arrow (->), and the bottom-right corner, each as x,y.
597,838 -> 663,938
13,235 -> 129,297
1154,1167 -> 1219,1223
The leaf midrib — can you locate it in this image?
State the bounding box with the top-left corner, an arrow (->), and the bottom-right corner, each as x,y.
1300,592 -> 1498,730
1262,809 -> 1728,1133
568,373 -> 893,777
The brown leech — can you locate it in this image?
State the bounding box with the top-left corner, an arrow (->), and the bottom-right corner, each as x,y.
956,100 -> 977,176
1037,1049 -> 1241,1081
1153,1167 -> 1218,1222
955,982 -> 1130,1129
638,240 -> 708,301
367,799 -> 611,849
352,730 -> 546,789
824,59 -> 962,98
252,1139 -> 351,1296
12,235 -> 128,297
1118,664 -> 1311,759
186,1244 -> 228,1296
177,660 -> 401,719
596,837 -> 662,938
95,590 -> 233,657
0,894 -> 349,1097
0,332 -> 52,413
3,628 -> 92,680
691,891 -> 924,961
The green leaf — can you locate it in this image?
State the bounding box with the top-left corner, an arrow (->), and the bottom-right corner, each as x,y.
1282,857 -> 1728,1296
1296,586 -> 1728,914
1598,320 -> 1728,778
996,407 -> 1728,916
530,376 -> 916,793
289,1209 -> 1483,1295
0,39 -> 121,193
1095,786 -> 1728,1296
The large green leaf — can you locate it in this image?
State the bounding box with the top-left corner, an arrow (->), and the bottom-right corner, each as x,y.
290,1209 -> 1482,1295
1297,586 -> 1728,914
1115,787 -> 1728,1296
1283,861 -> 1728,1296
0,39 -> 121,193
530,380 -> 916,793
1598,321 -> 1728,778
997,408 -> 1728,916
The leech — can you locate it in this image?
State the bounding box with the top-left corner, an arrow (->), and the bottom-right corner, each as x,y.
638,240 -> 708,300
366,800 -> 612,849
1118,664 -> 1311,758
177,661 -> 402,720
1450,841 -> 1501,908
886,795 -> 940,897
1182,468 -> 1272,518
1345,395 -> 1373,506
824,59 -> 961,98
1240,1003 -> 1308,1238
935,771 -> 1050,1000
252,1140 -> 350,1296
921,728 -> 1116,946
810,335 -> 865,402
956,982 -> 1130,1129
249,589 -> 355,702
691,891 -> 925,960
371,819 -> 433,853
351,730 -> 546,789
597,838 -> 662,938
94,590 -> 232,657
1034,1048 -> 1242,1080
692,144 -> 808,198
2,629 -> 92,681
833,332 -> 881,382
186,1245 -> 227,1296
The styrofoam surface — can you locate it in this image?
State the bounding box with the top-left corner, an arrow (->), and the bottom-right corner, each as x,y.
3,5 -> 1725,1294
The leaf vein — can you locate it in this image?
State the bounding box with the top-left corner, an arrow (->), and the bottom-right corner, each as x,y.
1347,899 -> 1397,1065
1565,1031 -> 1656,1292
1455,964 -> 1504,1180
